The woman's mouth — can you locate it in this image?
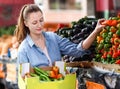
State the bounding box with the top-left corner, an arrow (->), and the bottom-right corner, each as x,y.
36,28 -> 42,31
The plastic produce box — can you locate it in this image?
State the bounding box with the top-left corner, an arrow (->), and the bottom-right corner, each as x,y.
18,63 -> 76,89
18,73 -> 76,89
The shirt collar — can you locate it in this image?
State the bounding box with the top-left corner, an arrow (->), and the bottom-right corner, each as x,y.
26,34 -> 35,47
26,32 -> 48,47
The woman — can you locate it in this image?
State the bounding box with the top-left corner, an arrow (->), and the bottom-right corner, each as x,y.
15,4 -> 105,67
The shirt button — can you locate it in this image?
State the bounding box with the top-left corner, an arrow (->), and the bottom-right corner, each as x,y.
41,52 -> 44,55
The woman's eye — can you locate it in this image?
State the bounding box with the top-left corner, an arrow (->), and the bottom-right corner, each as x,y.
40,19 -> 44,22
32,22 -> 37,25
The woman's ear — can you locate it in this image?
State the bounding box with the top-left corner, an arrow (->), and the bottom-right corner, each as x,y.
24,21 -> 28,27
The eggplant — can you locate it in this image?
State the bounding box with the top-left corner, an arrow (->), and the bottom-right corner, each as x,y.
72,28 -> 77,34
77,33 -> 84,38
83,20 -> 92,25
73,23 -> 86,29
70,34 -> 80,41
81,28 -> 88,34
71,21 -> 77,27
78,38 -> 84,43
92,21 -> 97,27
77,18 -> 86,24
86,24 -> 94,31
70,35 -> 77,41
62,55 -> 70,62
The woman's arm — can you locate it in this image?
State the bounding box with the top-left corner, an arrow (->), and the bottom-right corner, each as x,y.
82,19 -> 105,50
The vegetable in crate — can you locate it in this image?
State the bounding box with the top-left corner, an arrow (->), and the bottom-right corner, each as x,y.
49,66 -> 63,80
30,66 -> 64,82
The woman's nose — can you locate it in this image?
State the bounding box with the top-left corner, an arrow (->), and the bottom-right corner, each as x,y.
37,22 -> 44,27
37,23 -> 42,27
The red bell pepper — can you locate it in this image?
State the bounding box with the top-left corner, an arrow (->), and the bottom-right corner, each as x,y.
115,59 -> 120,64
118,50 -> 120,56
101,20 -> 117,26
112,52 -> 118,58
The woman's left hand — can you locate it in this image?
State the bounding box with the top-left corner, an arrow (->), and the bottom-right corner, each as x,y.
94,19 -> 106,34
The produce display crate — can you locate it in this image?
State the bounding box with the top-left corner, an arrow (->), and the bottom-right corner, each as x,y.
92,61 -> 120,74
18,66 -> 76,89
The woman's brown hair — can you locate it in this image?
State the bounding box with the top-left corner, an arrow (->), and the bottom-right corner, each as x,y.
14,4 -> 43,43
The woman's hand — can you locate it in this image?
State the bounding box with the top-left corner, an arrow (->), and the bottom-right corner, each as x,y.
94,19 -> 106,34
81,19 -> 106,50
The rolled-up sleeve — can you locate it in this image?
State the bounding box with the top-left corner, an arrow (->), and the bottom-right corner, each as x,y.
77,41 -> 85,51
54,33 -> 91,58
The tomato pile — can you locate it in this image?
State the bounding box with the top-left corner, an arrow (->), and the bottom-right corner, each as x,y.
95,15 -> 120,64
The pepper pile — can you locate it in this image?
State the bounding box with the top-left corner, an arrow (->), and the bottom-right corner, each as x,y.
95,15 -> 120,64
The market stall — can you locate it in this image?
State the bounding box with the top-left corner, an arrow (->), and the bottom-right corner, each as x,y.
1,5 -> 120,88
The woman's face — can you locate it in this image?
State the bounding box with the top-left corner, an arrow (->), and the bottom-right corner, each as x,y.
24,11 -> 44,35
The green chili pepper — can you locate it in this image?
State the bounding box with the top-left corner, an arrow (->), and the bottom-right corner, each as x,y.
96,54 -> 101,59
97,43 -> 104,50
104,44 -> 111,51
34,67 -> 49,77
40,74 -> 51,81
30,73 -> 39,77
116,29 -> 120,36
108,32 -> 113,38
105,37 -> 111,43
